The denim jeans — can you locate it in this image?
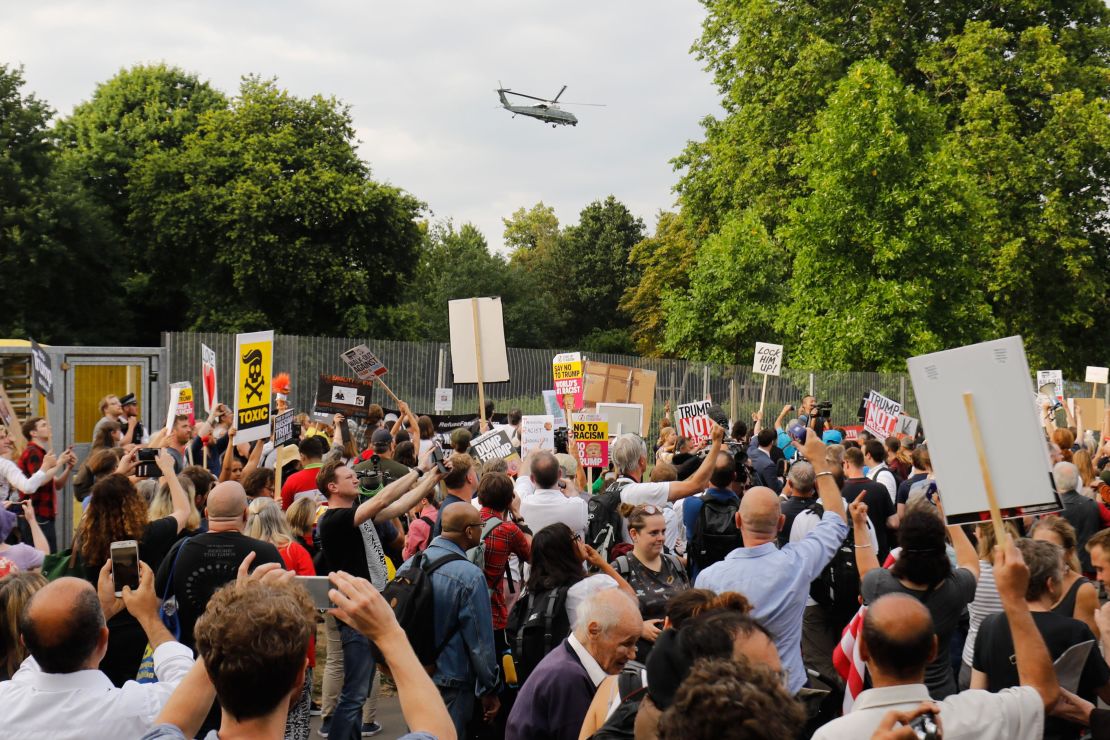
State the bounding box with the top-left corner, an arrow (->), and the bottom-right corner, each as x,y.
438,684 -> 475,739
332,622 -> 377,740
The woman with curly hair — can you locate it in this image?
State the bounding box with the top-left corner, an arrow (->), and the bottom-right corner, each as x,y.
75,448 -> 191,687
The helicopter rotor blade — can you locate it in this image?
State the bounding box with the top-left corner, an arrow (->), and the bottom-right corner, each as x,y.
556,102 -> 607,107
501,90 -> 551,102
552,85 -> 567,102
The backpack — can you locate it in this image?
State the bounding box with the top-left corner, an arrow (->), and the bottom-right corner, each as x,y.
588,660 -> 648,740
467,517 -> 503,588
587,480 -> 630,562
374,550 -> 467,671
805,501 -> 860,632
506,585 -> 571,685
688,493 -> 742,570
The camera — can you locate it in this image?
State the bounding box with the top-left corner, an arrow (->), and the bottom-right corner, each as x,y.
357,455 -> 396,493
135,448 -> 160,478
429,444 -> 449,475
908,711 -> 940,739
814,401 -> 832,419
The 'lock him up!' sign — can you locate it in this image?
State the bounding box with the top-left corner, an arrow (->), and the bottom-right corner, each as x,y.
234,330 -> 274,443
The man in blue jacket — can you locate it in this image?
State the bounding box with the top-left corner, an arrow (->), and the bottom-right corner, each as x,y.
415,503 -> 501,737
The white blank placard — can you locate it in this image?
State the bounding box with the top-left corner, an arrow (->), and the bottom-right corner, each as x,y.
448,297 -> 510,384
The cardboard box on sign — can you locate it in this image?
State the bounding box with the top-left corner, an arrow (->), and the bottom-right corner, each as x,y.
1073,398 -> 1105,428
582,361 -> 656,437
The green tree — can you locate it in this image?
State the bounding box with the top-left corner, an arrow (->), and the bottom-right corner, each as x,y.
127,76 -> 424,337
0,65 -> 123,344
780,60 -> 995,370
620,212 -> 697,356
659,210 -> 785,364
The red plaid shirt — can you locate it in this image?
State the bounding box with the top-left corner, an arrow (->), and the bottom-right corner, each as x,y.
17,442 -> 55,520
479,507 -> 531,629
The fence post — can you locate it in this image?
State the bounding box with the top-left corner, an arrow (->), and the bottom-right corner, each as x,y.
900,376 -> 906,405
808,372 -> 815,398
702,364 -> 710,401
729,372 -> 738,426
436,346 -> 446,390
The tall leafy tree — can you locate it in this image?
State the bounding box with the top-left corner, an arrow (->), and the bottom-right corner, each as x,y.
127,76 -> 424,337
0,65 -> 123,344
620,212 -> 697,356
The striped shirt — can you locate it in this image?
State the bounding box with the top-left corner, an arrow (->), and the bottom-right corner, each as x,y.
962,559 -> 1002,667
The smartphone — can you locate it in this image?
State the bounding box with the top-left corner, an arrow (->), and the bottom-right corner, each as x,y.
296,575 -> 335,610
430,442 -> 449,475
110,540 -> 140,596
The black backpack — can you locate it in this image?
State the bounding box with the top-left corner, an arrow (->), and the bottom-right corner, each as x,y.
805,501 -> 860,632
374,550 -> 466,670
688,493 -> 742,570
588,660 -> 648,740
586,480 -> 630,561
505,586 -> 571,685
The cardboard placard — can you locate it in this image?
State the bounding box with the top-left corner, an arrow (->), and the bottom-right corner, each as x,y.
863,391 -> 902,439
582,361 -> 656,437
1037,370 -> 1065,401
0,385 -> 25,452
675,400 -> 713,445
572,415 -> 609,468
470,428 -> 518,464
1086,366 -> 1109,385
315,374 -> 375,419
201,343 -> 218,415
29,339 -> 53,403
521,415 -> 555,457
1073,398 -> 1106,427
596,403 -> 643,437
165,382 -> 196,433
434,387 -> 453,412
907,336 -> 1063,524
553,352 -> 585,411
895,414 -> 919,437
233,330 -> 274,443
273,409 -> 296,447
340,344 -> 388,380
753,342 -> 783,377
448,297 -> 510,384
542,390 -> 567,427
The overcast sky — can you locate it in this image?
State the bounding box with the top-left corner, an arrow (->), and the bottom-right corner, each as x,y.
1,1 -> 721,251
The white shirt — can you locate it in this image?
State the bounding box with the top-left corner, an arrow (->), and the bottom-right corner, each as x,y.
0,641 -> 195,739
567,631 -> 609,687
0,457 -> 48,503
811,683 -> 1043,740
867,463 -> 897,505
519,487 -> 588,540
616,478 -> 671,508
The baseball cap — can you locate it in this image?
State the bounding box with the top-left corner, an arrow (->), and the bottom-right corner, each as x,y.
822,429 -> 844,444
371,428 -> 393,451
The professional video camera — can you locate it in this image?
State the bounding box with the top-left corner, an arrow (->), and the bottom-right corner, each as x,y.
356,454 -> 397,493
813,401 -> 832,419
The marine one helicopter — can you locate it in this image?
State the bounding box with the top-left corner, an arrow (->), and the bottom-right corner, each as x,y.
495,84 -> 604,127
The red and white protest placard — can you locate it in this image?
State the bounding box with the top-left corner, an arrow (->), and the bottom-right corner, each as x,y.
863,391 -> 901,439
675,400 -> 713,446
572,415 -> 609,468
201,343 -> 217,415
553,352 -> 584,411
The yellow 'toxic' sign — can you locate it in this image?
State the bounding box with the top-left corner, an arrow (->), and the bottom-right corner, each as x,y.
234,330 -> 274,443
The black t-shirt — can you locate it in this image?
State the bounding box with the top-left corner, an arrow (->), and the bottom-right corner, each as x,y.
141,515 -> 181,573
974,610 -> 1109,740
780,496 -> 818,546
841,478 -> 895,559
317,505 -> 389,590
154,531 -> 282,650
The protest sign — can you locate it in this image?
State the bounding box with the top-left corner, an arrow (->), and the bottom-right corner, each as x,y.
907,335 -> 1062,525
1086,366 -> 1108,385
1036,370 -> 1065,402
470,428 -> 518,464
273,409 -> 295,447
434,387 -> 453,412
582,361 -> 655,436
541,390 -> 567,427
448,297 -> 509,428
340,344 -> 388,380
521,415 -> 555,457
29,339 -> 53,403
675,400 -> 714,445
895,414 -> 919,437
863,391 -> 902,439
315,374 -> 375,419
165,382 -> 195,433
381,408 -> 508,446
0,385 -> 24,451
753,342 -> 784,377
233,330 -> 274,443
201,343 -> 217,415
596,403 -> 643,437
553,352 -> 585,411
572,415 -> 609,468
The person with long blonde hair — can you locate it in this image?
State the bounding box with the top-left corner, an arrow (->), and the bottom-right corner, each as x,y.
0,571 -> 47,680
148,474 -> 200,532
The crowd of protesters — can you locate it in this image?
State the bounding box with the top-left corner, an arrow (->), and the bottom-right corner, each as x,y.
2,384 -> 1110,740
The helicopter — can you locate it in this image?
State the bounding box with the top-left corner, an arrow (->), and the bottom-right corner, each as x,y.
495,84 -> 604,128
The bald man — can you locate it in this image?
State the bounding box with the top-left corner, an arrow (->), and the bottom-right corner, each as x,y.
814,540 -> 1060,739
695,432 -> 847,695
406,496 -> 501,737
0,564 -> 194,738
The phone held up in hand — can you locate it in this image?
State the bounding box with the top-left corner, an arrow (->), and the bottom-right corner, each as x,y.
110,540 -> 140,597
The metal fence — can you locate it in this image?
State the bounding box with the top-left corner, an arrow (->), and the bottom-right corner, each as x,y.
163,332 -> 933,431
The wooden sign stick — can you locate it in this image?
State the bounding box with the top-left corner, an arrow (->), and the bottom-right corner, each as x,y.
757,373 -> 769,423
962,392 -> 1007,545
471,298 -> 487,431
375,377 -> 403,406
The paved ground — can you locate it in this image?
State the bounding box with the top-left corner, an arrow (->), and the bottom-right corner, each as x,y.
309,694 -> 408,739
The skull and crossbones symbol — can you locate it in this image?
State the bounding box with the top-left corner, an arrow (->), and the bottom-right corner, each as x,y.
242,349 -> 265,402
